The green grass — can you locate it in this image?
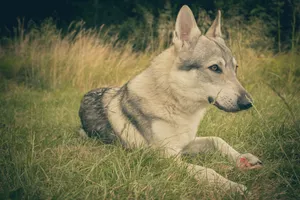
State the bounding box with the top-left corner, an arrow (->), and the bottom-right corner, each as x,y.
0,20 -> 300,199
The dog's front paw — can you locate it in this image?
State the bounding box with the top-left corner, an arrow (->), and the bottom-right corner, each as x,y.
237,153 -> 263,170
225,181 -> 248,195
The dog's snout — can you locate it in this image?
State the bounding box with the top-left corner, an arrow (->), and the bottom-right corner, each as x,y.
237,93 -> 252,110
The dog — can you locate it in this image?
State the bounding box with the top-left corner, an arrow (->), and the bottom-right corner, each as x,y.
79,5 -> 263,194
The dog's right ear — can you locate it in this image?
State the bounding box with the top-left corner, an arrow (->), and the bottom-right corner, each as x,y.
173,5 -> 201,51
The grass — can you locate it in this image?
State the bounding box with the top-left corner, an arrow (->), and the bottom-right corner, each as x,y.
0,19 -> 300,199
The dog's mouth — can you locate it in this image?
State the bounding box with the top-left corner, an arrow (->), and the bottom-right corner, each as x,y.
208,96 -> 224,110
208,96 -> 239,113
208,96 -> 215,104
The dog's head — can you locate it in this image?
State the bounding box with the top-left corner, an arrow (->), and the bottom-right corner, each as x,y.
170,5 -> 252,112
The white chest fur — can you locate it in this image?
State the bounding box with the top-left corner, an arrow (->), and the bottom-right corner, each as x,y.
151,108 -> 207,155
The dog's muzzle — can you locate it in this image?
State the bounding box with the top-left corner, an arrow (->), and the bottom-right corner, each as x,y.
208,93 -> 252,112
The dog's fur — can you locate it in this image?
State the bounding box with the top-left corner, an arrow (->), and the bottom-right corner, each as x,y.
79,5 -> 262,193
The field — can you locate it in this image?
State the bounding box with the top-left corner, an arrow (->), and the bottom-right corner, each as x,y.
0,20 -> 300,199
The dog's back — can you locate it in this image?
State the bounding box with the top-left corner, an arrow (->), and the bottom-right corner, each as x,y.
79,87 -> 119,143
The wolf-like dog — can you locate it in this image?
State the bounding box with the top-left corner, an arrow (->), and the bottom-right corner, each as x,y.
79,5 -> 263,193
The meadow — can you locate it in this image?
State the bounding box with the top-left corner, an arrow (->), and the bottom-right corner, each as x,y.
0,17 -> 300,199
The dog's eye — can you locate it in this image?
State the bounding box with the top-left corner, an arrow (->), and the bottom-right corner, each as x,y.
235,65 -> 238,74
208,65 -> 222,73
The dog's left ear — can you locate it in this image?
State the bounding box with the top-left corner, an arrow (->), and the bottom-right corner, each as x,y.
173,5 -> 201,50
206,10 -> 222,38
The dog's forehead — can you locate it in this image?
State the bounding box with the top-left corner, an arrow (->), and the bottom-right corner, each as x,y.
193,36 -> 233,62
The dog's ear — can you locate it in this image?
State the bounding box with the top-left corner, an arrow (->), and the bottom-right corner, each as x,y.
173,5 -> 201,49
206,10 -> 222,38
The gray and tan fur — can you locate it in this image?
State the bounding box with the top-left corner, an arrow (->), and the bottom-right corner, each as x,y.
79,5 -> 262,194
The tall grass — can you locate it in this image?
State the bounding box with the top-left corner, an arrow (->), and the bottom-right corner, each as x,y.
0,10 -> 300,199
0,19 -> 152,91
1,10 -> 293,91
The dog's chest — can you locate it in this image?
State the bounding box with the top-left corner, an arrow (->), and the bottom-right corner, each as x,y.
151,108 -> 206,152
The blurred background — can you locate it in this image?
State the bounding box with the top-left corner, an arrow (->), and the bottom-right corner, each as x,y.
0,0 -> 299,52
0,0 -> 299,89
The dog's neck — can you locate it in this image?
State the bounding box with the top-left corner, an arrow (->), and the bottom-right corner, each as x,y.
128,46 -> 209,116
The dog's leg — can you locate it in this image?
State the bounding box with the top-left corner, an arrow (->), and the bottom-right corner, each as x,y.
183,137 -> 262,169
185,162 -> 247,194
164,149 -> 247,194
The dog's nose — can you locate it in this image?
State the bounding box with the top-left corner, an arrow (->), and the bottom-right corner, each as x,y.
237,93 -> 252,110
